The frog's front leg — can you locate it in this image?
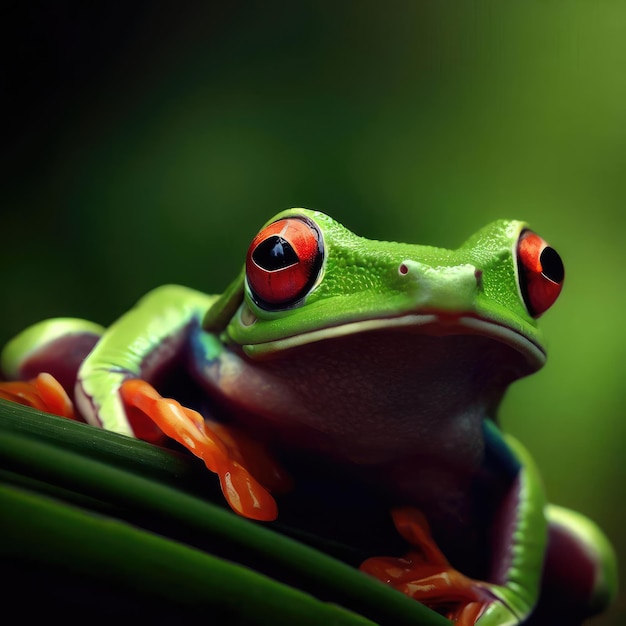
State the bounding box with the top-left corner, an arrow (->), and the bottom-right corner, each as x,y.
1,285 -> 290,520
119,378 -> 289,521
361,507 -> 511,625
360,426 -> 617,625
361,426 -> 548,625
74,284 -> 217,438
76,285 -> 291,520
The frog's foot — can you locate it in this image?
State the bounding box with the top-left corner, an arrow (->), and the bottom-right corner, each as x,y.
0,372 -> 76,420
120,379 -> 291,522
360,507 -> 515,625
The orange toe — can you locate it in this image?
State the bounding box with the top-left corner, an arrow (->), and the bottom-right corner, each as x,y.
0,373 -> 75,420
120,378 -> 286,521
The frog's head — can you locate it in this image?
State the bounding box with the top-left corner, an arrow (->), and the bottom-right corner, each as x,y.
204,208 -> 564,378
202,208 -> 564,465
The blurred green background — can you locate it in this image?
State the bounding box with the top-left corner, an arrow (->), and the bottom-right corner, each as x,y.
1,2 -> 624,623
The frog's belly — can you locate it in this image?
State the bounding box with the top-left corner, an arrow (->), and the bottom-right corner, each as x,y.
207,329 -> 526,464
196,329 -> 525,572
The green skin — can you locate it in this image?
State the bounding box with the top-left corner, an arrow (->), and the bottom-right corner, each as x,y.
1,209 -> 617,624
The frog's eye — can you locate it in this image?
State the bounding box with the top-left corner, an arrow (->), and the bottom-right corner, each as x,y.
246,216 -> 324,309
516,230 -> 564,318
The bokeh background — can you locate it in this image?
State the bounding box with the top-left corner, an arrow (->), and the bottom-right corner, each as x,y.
1,3 -> 624,623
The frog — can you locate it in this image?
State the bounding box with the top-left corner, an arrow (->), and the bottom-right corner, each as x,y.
0,208 -> 617,625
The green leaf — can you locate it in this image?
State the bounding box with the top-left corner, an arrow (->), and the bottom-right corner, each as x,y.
0,399 -> 450,624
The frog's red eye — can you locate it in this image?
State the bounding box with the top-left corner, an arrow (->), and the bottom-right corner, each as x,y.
516,230 -> 564,318
246,216 -> 324,309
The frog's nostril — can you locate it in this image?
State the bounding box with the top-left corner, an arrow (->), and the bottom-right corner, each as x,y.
398,263 -> 410,276
474,269 -> 483,286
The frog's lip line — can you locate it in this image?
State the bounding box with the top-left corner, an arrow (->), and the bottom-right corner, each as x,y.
245,314 -> 546,367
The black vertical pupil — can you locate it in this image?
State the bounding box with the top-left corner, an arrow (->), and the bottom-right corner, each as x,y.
253,236 -> 298,270
540,247 -> 564,283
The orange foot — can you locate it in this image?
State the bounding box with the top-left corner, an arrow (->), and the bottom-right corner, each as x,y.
360,507 -> 497,625
120,379 -> 292,521
0,373 -> 291,521
0,372 -> 76,420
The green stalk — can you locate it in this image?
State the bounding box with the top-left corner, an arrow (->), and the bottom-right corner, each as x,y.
0,484 -> 374,624
0,400 -> 450,625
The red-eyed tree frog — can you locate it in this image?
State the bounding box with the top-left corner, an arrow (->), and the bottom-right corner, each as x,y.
0,208 -> 617,625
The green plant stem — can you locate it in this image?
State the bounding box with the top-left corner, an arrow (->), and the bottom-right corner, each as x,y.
0,401 -> 450,625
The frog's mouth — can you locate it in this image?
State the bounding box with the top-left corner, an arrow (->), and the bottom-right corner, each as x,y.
242,312 -> 546,371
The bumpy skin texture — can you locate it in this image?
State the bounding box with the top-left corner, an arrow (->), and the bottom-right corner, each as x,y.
0,209 -> 617,624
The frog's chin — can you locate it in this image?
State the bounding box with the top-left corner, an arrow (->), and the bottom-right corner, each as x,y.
243,313 -> 546,370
